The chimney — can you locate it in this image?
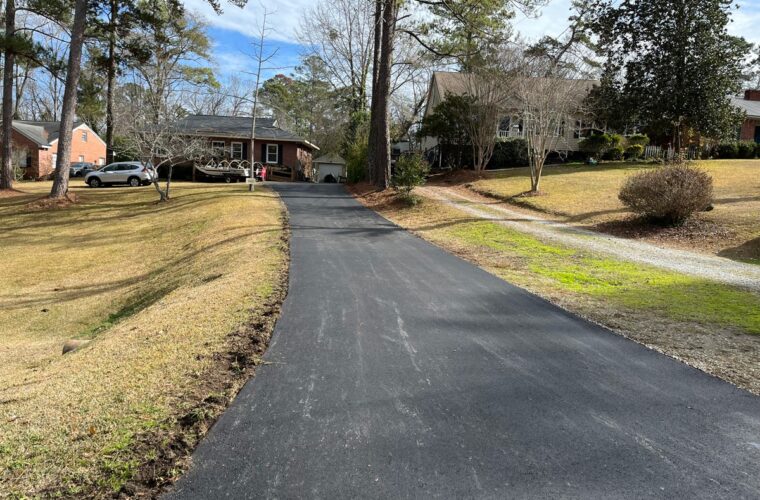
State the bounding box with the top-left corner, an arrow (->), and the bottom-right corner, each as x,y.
745,89 -> 760,101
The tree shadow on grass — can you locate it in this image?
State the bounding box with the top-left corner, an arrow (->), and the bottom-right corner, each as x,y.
718,236 -> 760,265
0,226 -> 281,310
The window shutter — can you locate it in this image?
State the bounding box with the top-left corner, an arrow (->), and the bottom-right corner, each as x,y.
261,143 -> 266,163
277,144 -> 281,164
242,141 -> 248,161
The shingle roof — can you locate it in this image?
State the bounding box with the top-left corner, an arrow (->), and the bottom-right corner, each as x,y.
174,115 -> 318,149
313,153 -> 345,165
731,95 -> 760,119
12,120 -> 84,146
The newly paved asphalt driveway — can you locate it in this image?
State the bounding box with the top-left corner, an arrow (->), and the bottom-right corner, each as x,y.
168,183 -> 760,499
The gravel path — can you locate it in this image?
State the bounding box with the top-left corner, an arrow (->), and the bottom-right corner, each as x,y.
419,186 -> 760,292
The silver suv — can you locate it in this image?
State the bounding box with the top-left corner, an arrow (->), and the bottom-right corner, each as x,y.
85,162 -> 156,188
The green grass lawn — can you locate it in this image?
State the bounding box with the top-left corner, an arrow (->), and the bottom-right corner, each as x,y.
467,160 -> 760,262
0,181 -> 287,496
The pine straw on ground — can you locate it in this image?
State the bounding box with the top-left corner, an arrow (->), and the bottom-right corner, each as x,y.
0,181 -> 289,497
349,183 -> 760,396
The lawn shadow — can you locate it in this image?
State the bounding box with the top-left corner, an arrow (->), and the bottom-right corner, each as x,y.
718,236 -> 760,265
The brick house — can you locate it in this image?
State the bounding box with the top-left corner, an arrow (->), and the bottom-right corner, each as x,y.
173,115 -> 319,180
10,120 -> 107,179
731,90 -> 760,143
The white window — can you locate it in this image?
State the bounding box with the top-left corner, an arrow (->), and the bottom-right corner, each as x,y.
78,155 -> 85,162
266,144 -> 278,164
81,130 -> 88,142
575,120 -> 591,139
212,141 -> 225,157
51,153 -> 57,169
231,142 -> 243,160
98,157 -> 105,166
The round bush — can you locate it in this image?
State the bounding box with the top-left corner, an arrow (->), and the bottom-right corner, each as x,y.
618,165 -> 713,225
625,144 -> 644,160
737,141 -> 757,159
716,143 -> 738,159
627,134 -> 650,147
491,138 -> 528,167
603,145 -> 625,161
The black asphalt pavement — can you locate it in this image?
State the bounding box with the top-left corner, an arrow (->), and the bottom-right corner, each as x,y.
168,183 -> 760,499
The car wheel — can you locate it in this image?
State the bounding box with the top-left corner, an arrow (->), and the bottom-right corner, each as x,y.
128,176 -> 140,187
88,177 -> 102,188
224,175 -> 232,183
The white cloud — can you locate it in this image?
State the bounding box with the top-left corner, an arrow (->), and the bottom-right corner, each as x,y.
514,0 -> 760,45
182,0 -> 309,42
732,1 -> 760,45
513,0 -> 573,43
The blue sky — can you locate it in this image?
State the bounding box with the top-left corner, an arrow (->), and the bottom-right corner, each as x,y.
185,0 -> 760,83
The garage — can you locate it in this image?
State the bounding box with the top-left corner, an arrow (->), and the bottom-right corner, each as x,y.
313,153 -> 346,183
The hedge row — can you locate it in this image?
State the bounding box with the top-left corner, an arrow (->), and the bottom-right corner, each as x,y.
708,141 -> 760,159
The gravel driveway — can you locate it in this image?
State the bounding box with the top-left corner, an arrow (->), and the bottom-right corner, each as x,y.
420,186 -> 760,292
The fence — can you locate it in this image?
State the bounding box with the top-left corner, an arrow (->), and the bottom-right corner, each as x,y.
643,145 -> 701,160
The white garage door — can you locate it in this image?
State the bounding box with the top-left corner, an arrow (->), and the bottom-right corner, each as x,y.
318,164 -> 344,182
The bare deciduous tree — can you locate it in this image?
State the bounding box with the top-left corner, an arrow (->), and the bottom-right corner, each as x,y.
298,0 -> 374,113
464,67 -> 514,174
117,92 -> 209,202
513,57 -> 589,193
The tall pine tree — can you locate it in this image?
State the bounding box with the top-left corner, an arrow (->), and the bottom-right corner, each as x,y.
589,0 -> 750,146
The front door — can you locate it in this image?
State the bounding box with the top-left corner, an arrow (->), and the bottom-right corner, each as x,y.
755,125 -> 760,144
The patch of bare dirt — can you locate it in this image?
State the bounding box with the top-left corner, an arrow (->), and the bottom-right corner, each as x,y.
348,182 -> 407,211
0,188 -> 26,198
24,192 -> 80,211
426,169 -> 485,186
592,215 -> 736,248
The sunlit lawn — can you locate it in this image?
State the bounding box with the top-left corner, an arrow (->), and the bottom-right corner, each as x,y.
468,160 -> 760,262
0,181 -> 287,496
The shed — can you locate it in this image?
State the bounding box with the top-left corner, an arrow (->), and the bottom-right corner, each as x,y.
313,153 -> 346,183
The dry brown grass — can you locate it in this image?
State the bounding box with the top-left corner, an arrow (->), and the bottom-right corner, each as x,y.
0,181 -> 288,496
468,160 -> 760,262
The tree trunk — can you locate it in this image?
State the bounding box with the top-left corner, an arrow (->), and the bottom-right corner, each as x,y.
165,164 -> 173,199
371,0 -> 396,190
49,0 -> 88,199
1,0 -> 16,190
105,0 -> 117,164
367,0 -> 383,187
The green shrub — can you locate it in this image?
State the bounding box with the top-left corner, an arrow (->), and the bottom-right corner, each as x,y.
603,145 -> 625,161
392,153 -> 429,204
625,144 -> 644,160
578,133 -> 612,157
716,143 -> 738,159
608,134 -> 624,148
619,165 -> 713,225
345,139 -> 368,183
737,141 -> 757,159
627,134 -> 650,147
491,138 -> 528,167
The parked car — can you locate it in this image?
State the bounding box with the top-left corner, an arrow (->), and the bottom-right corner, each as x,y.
69,161 -> 95,177
85,162 -> 156,188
